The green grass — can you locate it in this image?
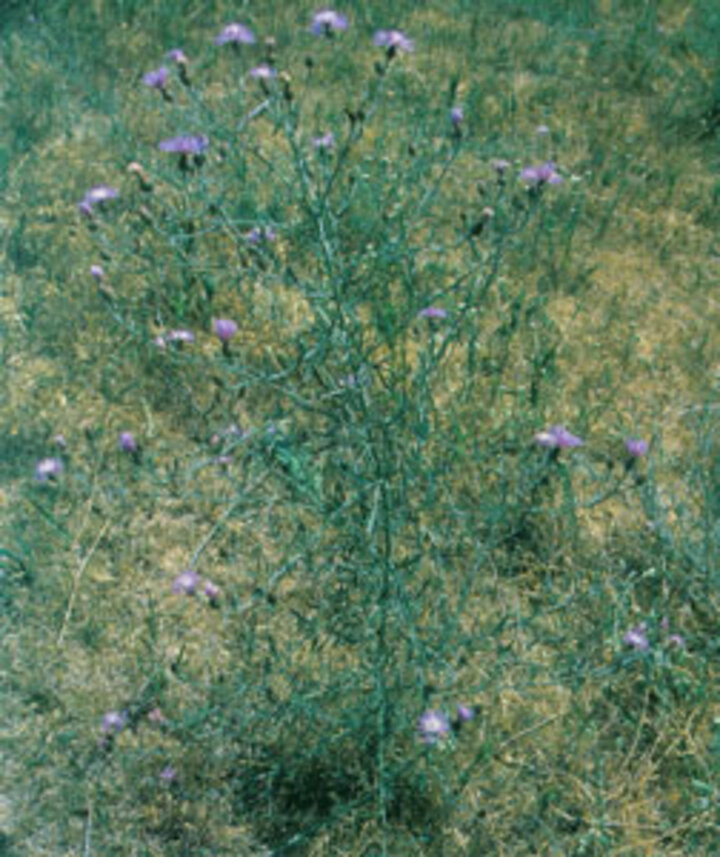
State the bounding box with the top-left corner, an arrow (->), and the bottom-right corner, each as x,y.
1,1 -> 718,854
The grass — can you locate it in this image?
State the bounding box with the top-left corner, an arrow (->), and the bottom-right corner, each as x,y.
1,1 -> 718,854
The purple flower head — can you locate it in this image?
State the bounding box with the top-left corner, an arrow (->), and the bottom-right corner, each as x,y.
623,623 -> 650,652
85,185 -> 119,205
214,22 -> 255,46
35,457 -> 64,482
373,29 -> 414,53
167,48 -> 187,64
418,306 -> 448,320
417,709 -> 451,744
250,64 -> 277,80
166,329 -> 195,344
521,161 -> 563,186
456,704 -> 476,723
247,226 -> 277,245
534,425 -> 584,449
204,581 -> 221,602
450,106 -> 464,127
101,710 -> 127,734
172,569 -> 200,595
54,434 -> 67,448
90,265 -> 105,280
312,132 -> 335,150
492,158 -> 511,176
147,707 -> 167,724
625,437 -> 648,458
142,67 -> 169,89
79,184 -> 119,214
310,9 -> 349,36
667,634 -> 686,649
118,431 -> 138,453
213,318 -> 238,342
160,765 -> 177,782
158,135 -> 209,155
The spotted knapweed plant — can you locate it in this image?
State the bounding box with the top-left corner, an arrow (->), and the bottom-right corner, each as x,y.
7,5 -> 715,855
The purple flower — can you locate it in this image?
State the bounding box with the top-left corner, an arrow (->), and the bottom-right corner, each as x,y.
142,67 -> 169,89
312,132 -> 335,150
85,185 -> 119,204
418,306 -> 448,320
534,425 -> 584,449
158,135 -> 209,155
118,432 -> 138,453
417,709 -> 451,744
90,265 -> 104,280
456,704 -> 476,723
101,710 -> 127,734
35,457 -> 64,482
167,48 -> 187,64
160,765 -> 177,782
521,161 -> 563,186
247,226 -> 276,245
373,29 -> 414,53
214,22 -> 255,46
450,106 -> 464,128
79,184 -> 119,214
204,581 -> 221,602
623,623 -> 650,652
166,329 -> 196,344
213,318 -> 238,342
625,437 -> 648,458
250,64 -> 277,80
667,634 -> 686,649
147,708 -> 167,724
54,434 -> 67,448
310,9 -> 349,35
492,158 -> 511,175
172,569 -> 200,595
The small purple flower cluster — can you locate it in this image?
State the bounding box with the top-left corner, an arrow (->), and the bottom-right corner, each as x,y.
154,329 -> 196,349
35,457 -> 64,482
250,64 -> 277,80
118,432 -> 138,454
142,66 -> 169,91
533,427 -> 650,459
311,10 -> 348,36
158,135 -> 209,155
213,13 -> 415,50
623,617 -> 686,653
172,569 -> 221,604
214,23 -> 256,46
246,226 -> 277,245
213,318 -> 238,343
373,29 -> 414,54
78,184 -> 118,216
101,709 -> 128,735
417,704 -> 476,744
312,132 -> 335,150
521,161 -> 563,186
534,425 -> 584,449
418,306 -> 448,320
